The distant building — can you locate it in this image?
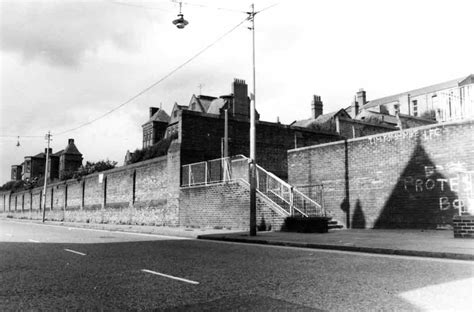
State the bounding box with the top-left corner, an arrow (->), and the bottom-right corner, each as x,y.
59,139 -> 83,179
12,139 -> 83,182
142,107 -> 170,148
347,74 -> 474,122
22,150 -> 49,181
11,164 -> 22,181
292,95 -> 408,139
137,79 -> 341,180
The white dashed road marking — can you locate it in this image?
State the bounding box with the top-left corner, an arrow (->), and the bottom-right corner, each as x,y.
5,233 -> 12,237
141,269 -> 199,285
64,249 -> 87,256
28,239 -> 40,243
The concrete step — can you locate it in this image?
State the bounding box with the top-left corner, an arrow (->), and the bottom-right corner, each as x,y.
328,219 -> 344,230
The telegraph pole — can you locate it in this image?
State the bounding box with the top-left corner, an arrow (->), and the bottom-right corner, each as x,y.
42,131 -> 52,223
248,3 -> 257,236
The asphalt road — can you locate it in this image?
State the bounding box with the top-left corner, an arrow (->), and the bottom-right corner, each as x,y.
1,219 -> 473,311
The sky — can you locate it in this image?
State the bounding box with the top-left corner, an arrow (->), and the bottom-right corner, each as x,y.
1,0 -> 473,184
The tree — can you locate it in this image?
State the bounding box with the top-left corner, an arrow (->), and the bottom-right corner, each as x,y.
60,159 -> 117,180
0,180 -> 25,191
128,132 -> 178,164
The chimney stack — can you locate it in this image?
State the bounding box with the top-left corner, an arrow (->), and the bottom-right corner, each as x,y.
68,138 -> 74,145
351,96 -> 359,118
311,95 -> 323,119
149,107 -> 159,118
356,88 -> 366,110
231,78 -> 249,118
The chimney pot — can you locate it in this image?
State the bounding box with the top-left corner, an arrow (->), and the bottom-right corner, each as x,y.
311,95 -> 323,119
354,89 -> 367,117
68,138 -> 74,144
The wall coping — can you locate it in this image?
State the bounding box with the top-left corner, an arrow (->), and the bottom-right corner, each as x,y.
1,154 -> 170,196
288,118 -> 474,154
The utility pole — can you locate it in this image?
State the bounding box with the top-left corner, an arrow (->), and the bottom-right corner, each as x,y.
42,131 -> 52,223
248,3 -> 257,236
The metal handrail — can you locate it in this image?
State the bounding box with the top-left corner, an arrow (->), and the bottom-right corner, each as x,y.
181,155 -> 325,217
293,188 -> 323,215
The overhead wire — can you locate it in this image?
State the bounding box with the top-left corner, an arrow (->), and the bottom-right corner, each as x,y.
170,0 -> 247,13
3,2 -> 277,140
53,16 -> 249,136
111,1 -> 173,12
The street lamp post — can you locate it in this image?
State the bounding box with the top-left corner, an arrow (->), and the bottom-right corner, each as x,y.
171,2 -> 259,235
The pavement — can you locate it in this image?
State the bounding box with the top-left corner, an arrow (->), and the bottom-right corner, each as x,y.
2,216 -> 474,261
198,228 -> 474,261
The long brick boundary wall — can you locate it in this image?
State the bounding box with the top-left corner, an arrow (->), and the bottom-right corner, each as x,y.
180,180 -> 286,231
453,216 -> 474,238
288,119 -> 474,230
0,142 -> 181,226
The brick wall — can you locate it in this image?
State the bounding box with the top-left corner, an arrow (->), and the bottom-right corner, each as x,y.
453,216 -> 474,238
67,181 -> 82,209
338,118 -> 396,139
181,110 -> 340,180
180,180 -> 286,231
288,119 -> 474,229
0,153 -> 180,226
83,174 -> 103,210
105,169 -> 133,208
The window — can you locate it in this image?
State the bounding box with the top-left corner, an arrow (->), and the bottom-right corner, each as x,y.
412,100 -> 418,117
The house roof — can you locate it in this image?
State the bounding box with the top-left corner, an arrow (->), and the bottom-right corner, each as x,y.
32,152 -> 45,158
149,108 -> 170,123
363,75 -> 472,109
460,74 -> 474,86
51,150 -> 64,157
356,110 -> 399,125
63,142 -> 82,155
207,98 -> 228,115
291,109 -> 349,128
196,95 -> 217,112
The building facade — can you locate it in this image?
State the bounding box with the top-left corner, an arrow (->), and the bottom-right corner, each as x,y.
9,139 -> 83,182
139,79 -> 342,180
350,74 -> 474,122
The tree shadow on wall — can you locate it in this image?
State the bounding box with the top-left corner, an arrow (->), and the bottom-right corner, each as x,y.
351,199 -> 366,229
374,139 -> 457,229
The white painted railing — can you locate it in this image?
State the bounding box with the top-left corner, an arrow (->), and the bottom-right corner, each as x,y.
181,155 -> 326,217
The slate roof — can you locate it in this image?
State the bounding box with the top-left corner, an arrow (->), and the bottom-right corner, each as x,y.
356,110 -> 399,125
363,75 -> 472,109
149,108 -> 171,123
291,109 -> 349,128
52,150 -> 64,157
206,98 -> 228,115
196,95 -> 217,112
63,142 -> 82,155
